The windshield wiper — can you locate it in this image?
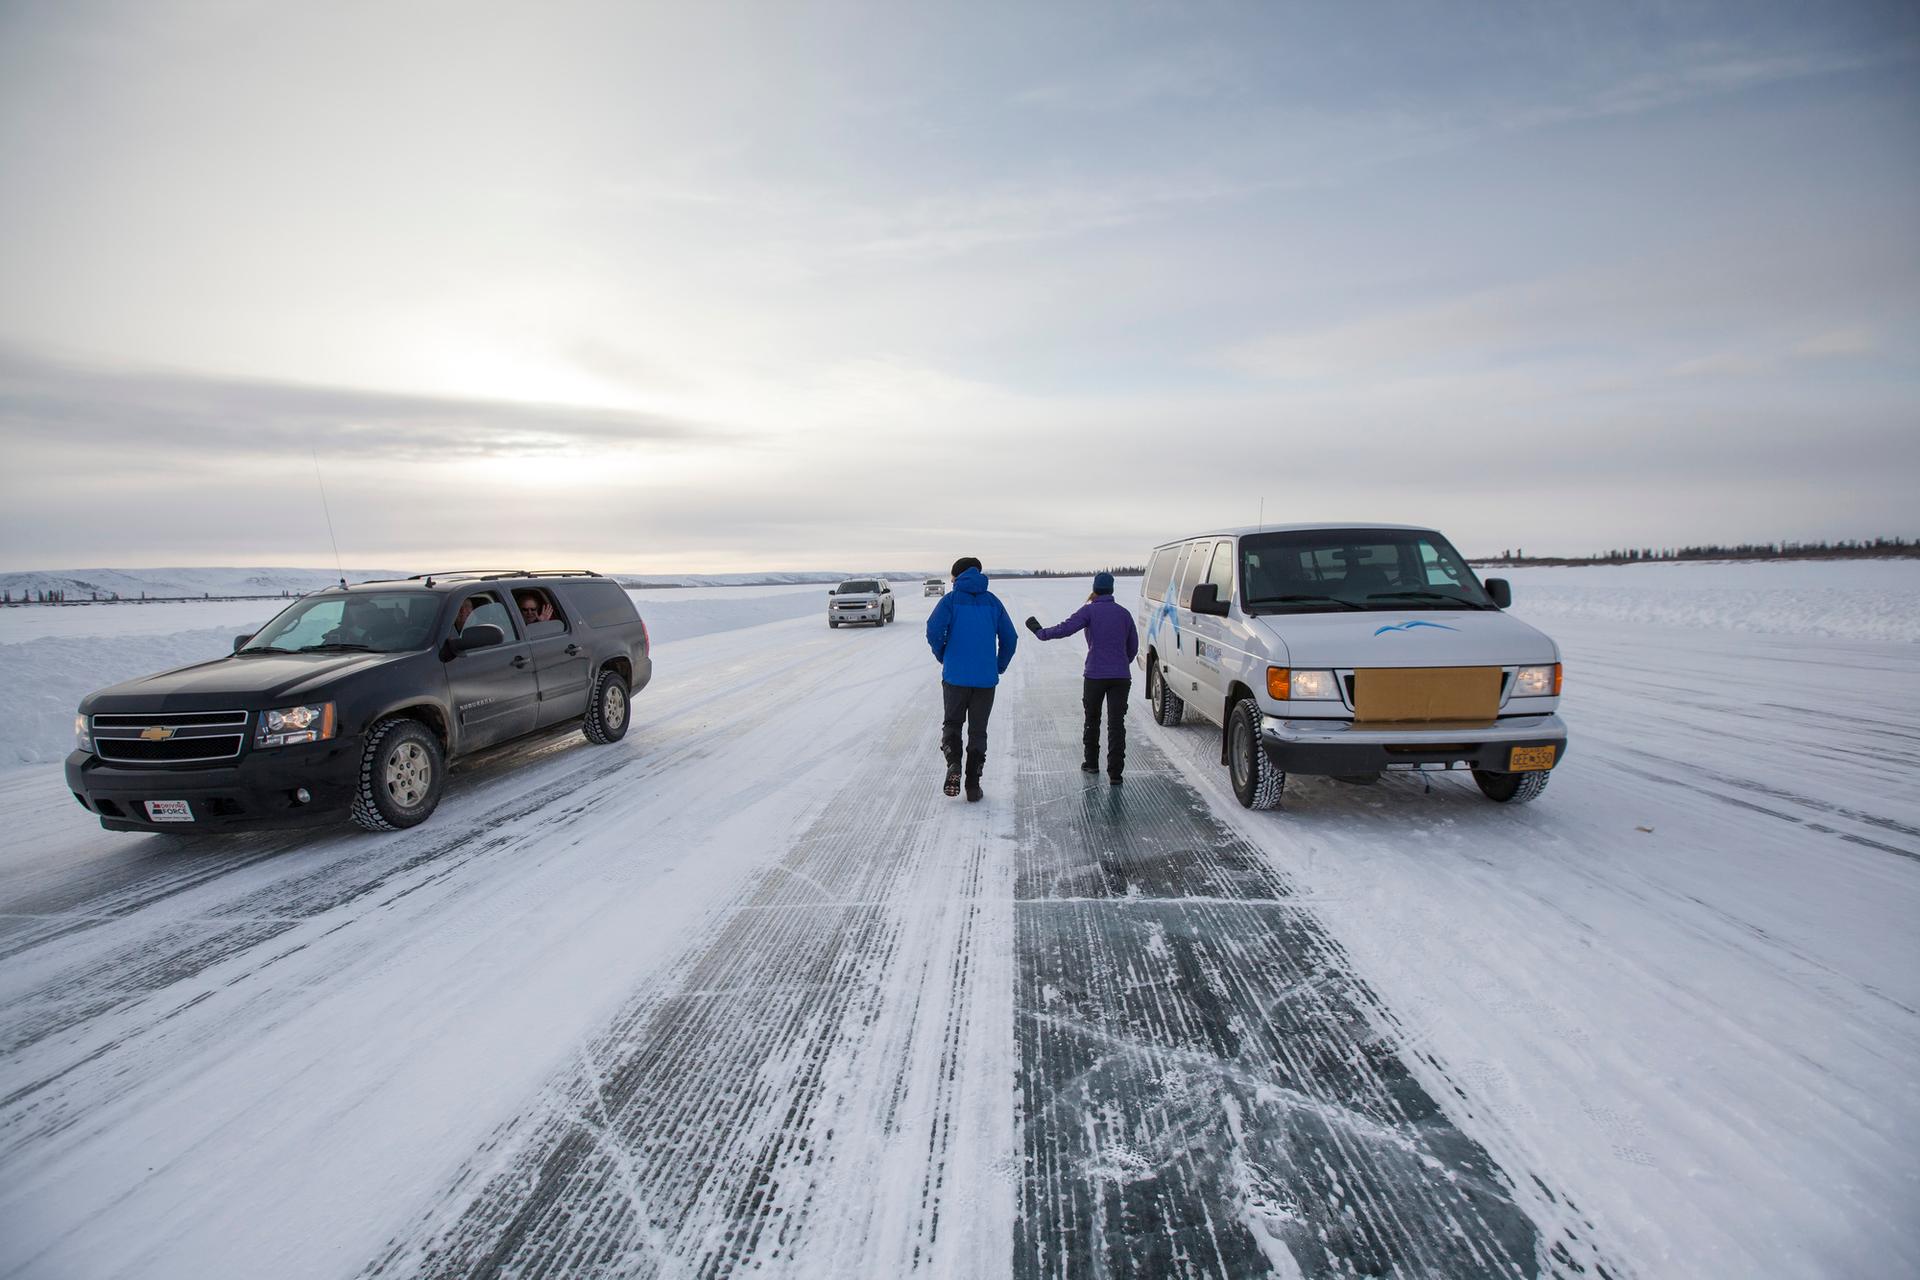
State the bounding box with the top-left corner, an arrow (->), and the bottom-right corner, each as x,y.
1365,590 -> 1489,609
237,646 -> 297,655
295,642 -> 376,653
1248,594 -> 1366,612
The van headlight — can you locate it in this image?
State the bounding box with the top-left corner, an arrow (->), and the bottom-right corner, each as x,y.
1513,664 -> 1563,697
255,702 -> 337,748
75,714 -> 92,752
1266,667 -> 1339,700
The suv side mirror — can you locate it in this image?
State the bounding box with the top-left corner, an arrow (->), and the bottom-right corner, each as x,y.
450,622 -> 506,654
232,633 -> 253,652
1485,578 -> 1512,609
1189,583 -> 1230,616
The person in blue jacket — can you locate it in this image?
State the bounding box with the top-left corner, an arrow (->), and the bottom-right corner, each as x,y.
1024,571 -> 1140,784
925,556 -> 1019,802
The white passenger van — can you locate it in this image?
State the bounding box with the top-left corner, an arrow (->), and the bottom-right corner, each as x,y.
1137,524 -> 1566,810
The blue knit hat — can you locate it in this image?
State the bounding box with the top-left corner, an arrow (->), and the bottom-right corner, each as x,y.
1092,571 -> 1115,595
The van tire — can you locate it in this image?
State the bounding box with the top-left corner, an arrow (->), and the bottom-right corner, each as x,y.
1227,697 -> 1284,810
351,718 -> 445,832
1474,769 -> 1550,804
582,668 -> 631,744
1149,660 -> 1185,726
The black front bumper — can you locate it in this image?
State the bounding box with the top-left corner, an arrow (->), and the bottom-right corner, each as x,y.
1261,713 -> 1569,777
65,737 -> 363,833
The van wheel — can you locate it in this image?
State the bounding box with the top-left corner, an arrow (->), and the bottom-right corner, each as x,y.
351,718 -> 445,832
1474,769 -> 1550,804
1148,660 -> 1184,726
583,668 -> 631,744
1228,697 -> 1285,810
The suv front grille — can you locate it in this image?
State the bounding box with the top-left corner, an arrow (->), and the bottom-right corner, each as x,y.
92,710 -> 248,765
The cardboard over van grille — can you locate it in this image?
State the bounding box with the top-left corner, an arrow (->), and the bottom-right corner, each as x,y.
1353,666 -> 1501,724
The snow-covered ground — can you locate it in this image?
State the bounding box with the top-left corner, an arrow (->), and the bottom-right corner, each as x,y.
0,562 -> 1915,1278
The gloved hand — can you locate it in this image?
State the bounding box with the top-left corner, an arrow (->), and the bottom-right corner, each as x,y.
1024,615 -> 1042,635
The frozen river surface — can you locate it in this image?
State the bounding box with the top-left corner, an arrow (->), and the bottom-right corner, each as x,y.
0,566 -> 1915,1279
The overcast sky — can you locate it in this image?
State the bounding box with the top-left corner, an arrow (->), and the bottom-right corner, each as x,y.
2,1 -> 1915,572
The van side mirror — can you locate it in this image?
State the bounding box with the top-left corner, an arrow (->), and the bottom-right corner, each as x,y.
1486,578 -> 1512,609
1189,583 -> 1230,616
450,622 -> 505,654
232,633 -> 253,652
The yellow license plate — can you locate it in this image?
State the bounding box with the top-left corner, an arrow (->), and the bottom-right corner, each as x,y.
1509,745 -> 1557,771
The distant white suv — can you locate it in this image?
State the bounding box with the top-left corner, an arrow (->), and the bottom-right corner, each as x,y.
923,578 -> 945,597
1138,524 -> 1566,809
828,578 -> 895,628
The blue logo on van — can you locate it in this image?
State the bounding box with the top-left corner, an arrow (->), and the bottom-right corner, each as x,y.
1372,620 -> 1459,636
1147,595 -> 1181,647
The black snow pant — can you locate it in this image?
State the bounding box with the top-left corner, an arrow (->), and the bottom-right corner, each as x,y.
1083,677 -> 1132,778
941,682 -> 996,782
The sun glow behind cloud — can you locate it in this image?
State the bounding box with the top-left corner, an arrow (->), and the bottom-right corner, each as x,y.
0,1 -> 1915,571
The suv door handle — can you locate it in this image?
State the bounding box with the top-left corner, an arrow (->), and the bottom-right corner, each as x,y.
512,654 -> 530,669
564,643 -> 581,656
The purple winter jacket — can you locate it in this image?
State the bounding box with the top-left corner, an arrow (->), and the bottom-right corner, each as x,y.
1036,595 -> 1139,680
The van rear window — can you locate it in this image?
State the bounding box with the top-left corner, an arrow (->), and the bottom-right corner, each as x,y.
1143,547 -> 1178,601
558,580 -> 641,629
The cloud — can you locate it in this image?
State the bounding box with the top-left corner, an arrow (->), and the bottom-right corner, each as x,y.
0,345 -> 735,462
1794,327 -> 1878,358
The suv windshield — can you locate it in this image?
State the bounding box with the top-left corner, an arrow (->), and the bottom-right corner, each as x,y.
1240,529 -> 1494,613
836,580 -> 879,594
242,591 -> 444,653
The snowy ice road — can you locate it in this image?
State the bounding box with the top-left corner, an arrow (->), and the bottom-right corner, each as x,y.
1,577 -> 1916,1279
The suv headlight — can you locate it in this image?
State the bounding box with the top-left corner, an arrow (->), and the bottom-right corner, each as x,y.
255,702 -> 337,748
1513,664 -> 1562,697
75,713 -> 91,752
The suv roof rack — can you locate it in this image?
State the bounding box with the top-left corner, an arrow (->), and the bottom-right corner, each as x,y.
354,569 -> 606,587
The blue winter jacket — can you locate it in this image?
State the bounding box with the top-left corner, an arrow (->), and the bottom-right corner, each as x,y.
926,568 -> 1018,688
1036,594 -> 1139,680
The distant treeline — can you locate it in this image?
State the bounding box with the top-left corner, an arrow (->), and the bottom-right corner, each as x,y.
996,567 -> 1145,579
1477,537 -> 1918,567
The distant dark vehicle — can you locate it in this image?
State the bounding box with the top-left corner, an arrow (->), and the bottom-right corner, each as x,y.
67,570 -> 651,834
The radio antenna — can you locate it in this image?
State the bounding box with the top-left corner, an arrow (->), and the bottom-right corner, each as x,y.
1258,497 -> 1264,532
311,445 -> 346,588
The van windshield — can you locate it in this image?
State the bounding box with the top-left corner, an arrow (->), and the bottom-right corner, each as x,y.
1240,530 -> 1494,613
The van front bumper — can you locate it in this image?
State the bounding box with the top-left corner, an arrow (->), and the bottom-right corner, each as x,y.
1261,713 -> 1568,776
65,738 -> 364,833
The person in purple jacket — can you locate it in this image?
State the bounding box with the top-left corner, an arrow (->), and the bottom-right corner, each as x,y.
1024,571 -> 1140,784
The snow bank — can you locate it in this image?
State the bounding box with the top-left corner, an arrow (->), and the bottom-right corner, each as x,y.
1499,559 -> 1920,642
0,586 -> 827,765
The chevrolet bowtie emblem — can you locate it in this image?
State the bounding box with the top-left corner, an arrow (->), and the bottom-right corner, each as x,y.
140,726 -> 175,741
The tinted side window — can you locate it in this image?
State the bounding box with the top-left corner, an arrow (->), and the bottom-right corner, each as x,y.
459,592 -> 515,635
1176,540 -> 1215,606
1206,541 -> 1234,599
558,580 -> 640,629
1143,547 -> 1178,601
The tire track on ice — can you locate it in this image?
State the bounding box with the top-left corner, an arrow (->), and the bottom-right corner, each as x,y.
1008,656 -> 1614,1279
363,654 -> 1016,1278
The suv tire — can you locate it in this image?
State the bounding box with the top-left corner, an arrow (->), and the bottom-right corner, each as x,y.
583,667 -> 631,744
1148,659 -> 1184,726
351,717 -> 445,832
1227,697 -> 1285,810
1473,769 -> 1550,804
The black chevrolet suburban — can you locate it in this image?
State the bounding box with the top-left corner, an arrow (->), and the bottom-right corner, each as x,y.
66,570 -> 652,834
